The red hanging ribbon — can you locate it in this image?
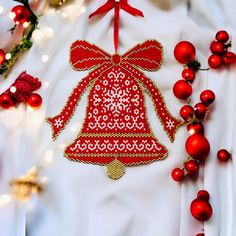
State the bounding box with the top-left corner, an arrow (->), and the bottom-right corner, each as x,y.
89,0 -> 144,53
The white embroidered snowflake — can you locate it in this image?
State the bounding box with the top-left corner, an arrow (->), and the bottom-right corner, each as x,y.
54,118 -> 63,128
166,119 -> 175,129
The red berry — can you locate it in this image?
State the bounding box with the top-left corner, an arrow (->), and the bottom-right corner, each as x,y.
210,41 -> 225,55
194,103 -> 207,120
182,68 -> 196,82
173,80 -> 192,100
217,149 -> 231,162
180,105 -> 194,121
200,90 -> 215,106
197,190 -> 210,201
0,94 -> 14,109
184,160 -> 199,176
185,134 -> 210,161
11,5 -> 30,24
222,51 -> 236,64
0,49 -> 6,65
208,54 -> 222,69
27,93 -> 42,108
174,41 -> 196,64
171,168 -> 185,182
187,122 -> 204,135
215,30 -> 229,43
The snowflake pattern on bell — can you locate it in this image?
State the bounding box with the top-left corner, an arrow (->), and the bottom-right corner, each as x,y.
47,40 -> 182,179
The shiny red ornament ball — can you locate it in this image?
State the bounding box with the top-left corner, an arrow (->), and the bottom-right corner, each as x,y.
182,68 -> 196,82
0,49 -> 6,65
197,190 -> 210,201
210,41 -> 225,55
11,5 -> 30,24
187,122 -> 204,135
174,41 -> 196,64
200,90 -> 215,106
180,105 -> 194,121
208,54 -> 222,69
190,198 -> 213,222
0,94 -> 14,109
184,160 -> 199,176
196,233 -> 205,236
27,93 -> 42,108
217,149 -> 231,162
171,168 -> 185,182
173,80 -> 192,100
215,30 -> 229,43
194,103 -> 207,120
222,51 -> 236,64
185,134 -> 210,161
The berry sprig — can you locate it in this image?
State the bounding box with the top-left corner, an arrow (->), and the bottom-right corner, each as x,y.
0,0 -> 38,78
208,30 -> 236,69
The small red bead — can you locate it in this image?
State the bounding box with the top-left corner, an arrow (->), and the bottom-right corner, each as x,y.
194,103 -> 207,120
174,41 -> 196,64
180,105 -> 194,121
217,149 -> 231,162
184,160 -> 199,176
222,51 -> 236,64
215,30 -> 229,43
0,49 -> 6,65
200,90 -> 215,106
11,5 -> 30,24
27,93 -> 42,108
197,190 -> 210,201
187,122 -> 204,135
171,168 -> 185,182
208,54 -> 222,69
173,80 -> 192,100
210,41 -> 225,55
181,68 -> 196,82
0,94 -> 14,109
112,54 -> 121,64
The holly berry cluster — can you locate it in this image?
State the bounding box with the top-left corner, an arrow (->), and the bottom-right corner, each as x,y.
208,30 -> 236,69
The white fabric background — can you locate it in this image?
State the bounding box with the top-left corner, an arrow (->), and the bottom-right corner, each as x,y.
0,0 -> 236,235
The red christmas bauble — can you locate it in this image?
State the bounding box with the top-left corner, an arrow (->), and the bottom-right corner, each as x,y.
190,198 -> 213,222
27,93 -> 42,108
208,54 -> 222,69
0,94 -> 14,109
180,105 -> 194,121
194,103 -> 207,119
210,41 -> 225,55
0,49 -> 6,65
184,160 -> 199,176
217,149 -> 231,162
185,134 -> 210,161
171,168 -> 185,182
182,68 -> 196,83
222,52 -> 236,64
174,41 -> 196,64
200,90 -> 215,106
196,233 -> 205,236
173,80 -> 192,100
11,5 -> 30,24
197,190 -> 210,201
215,30 -> 229,43
187,122 -> 204,135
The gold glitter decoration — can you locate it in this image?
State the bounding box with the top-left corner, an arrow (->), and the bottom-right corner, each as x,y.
106,159 -> 125,180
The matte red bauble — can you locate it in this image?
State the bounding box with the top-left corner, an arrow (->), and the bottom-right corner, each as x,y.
173,80 -> 192,100
190,198 -> 213,222
187,122 -> 204,135
222,52 -> 236,64
194,103 -> 207,119
0,94 -> 14,109
185,134 -> 210,161
27,93 -> 42,108
174,41 -> 196,64
215,30 -> 229,43
171,168 -> 185,182
197,190 -> 210,201
11,5 -> 30,24
180,105 -> 194,121
217,149 -> 231,162
210,41 -> 225,55
200,90 -> 215,106
208,54 -> 222,69
184,160 -> 199,176
182,68 -> 195,82
0,49 -> 6,65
